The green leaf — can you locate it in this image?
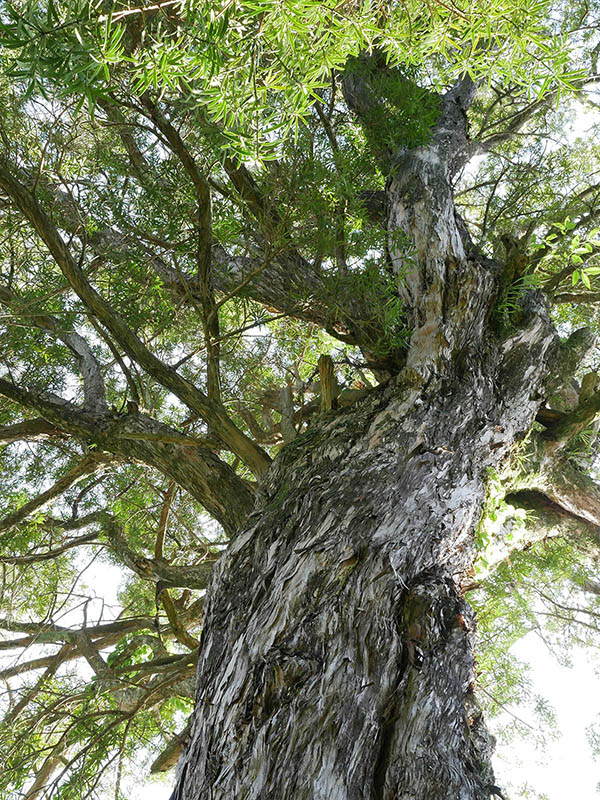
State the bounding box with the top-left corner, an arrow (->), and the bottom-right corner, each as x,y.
581,270 -> 591,289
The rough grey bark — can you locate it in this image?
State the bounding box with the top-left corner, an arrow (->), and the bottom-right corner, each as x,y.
5,57 -> 585,798
171,318 -> 556,799
163,70 -> 567,800
8,28 -> 600,797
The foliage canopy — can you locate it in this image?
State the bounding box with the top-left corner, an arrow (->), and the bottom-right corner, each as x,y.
0,0 -> 600,797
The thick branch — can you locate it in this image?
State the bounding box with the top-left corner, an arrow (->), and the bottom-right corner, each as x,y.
0,617 -> 160,679
553,291 -> 600,304
0,615 -> 160,649
470,490 -> 600,585
510,490 -> 600,545
0,379 -> 254,533
0,530 -> 98,564
0,156 -> 270,477
542,388 -> 600,450
154,481 -> 176,561
530,459 -> 600,531
98,99 -> 151,182
140,97 -> 222,398
157,585 -> 200,650
74,628 -> 109,676
0,418 -> 61,443
140,96 -> 211,251
136,97 -> 391,350
109,664 -> 196,713
109,650 -> 198,677
150,720 -> 191,773
104,517 -> 215,590
23,736 -> 68,800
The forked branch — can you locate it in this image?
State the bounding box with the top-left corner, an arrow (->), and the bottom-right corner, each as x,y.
0,155 -> 270,477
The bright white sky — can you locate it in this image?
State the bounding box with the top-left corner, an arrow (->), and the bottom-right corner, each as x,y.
128,773 -> 173,800
493,636 -> 600,799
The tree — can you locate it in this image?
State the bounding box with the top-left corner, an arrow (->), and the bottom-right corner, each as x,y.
0,0 -> 600,797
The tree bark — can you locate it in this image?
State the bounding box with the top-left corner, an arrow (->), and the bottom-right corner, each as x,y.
162,69 -> 568,800
172,303 -> 556,799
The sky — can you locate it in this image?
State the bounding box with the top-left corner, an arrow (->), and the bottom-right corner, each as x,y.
128,773 -> 173,800
492,636 -> 600,799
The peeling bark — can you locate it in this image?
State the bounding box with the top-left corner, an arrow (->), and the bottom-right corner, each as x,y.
173,302 -> 557,798
2,49 -> 591,800
161,68 -> 572,800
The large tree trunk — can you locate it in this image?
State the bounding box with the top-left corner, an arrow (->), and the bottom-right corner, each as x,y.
172,311 -> 556,799
168,75 -> 561,800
